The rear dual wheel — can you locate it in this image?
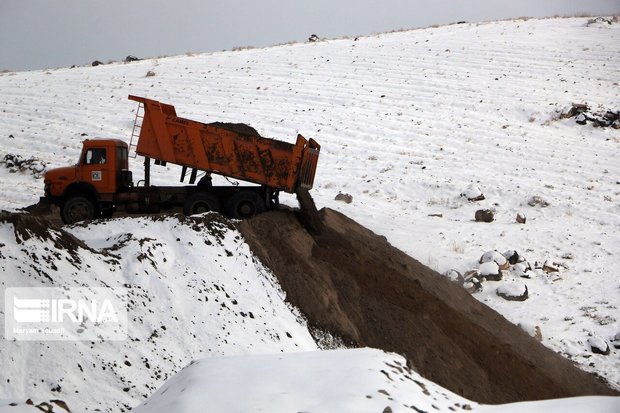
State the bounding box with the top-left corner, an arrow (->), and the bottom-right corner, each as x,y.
226,190 -> 265,219
184,190 -> 266,219
183,192 -> 221,216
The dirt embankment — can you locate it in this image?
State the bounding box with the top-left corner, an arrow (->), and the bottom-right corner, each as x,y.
238,208 -> 617,404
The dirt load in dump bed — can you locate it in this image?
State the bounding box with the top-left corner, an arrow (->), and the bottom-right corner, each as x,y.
238,208 -> 617,404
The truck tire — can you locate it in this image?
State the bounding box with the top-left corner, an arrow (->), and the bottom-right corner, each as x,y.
226,190 -> 265,219
61,195 -> 99,224
184,192 -> 220,216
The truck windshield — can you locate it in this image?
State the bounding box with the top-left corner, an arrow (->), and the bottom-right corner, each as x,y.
84,148 -> 107,165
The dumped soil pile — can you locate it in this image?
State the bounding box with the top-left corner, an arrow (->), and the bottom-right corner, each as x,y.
238,208 -> 617,404
207,122 -> 261,137
0,211 -> 91,255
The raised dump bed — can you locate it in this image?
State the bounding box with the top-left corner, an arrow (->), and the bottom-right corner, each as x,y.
128,95 -> 320,193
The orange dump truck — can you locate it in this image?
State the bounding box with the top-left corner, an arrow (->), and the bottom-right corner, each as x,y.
42,95 -> 320,224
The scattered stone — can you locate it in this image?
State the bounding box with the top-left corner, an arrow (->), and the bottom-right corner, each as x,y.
443,269 -> 464,285
1,154 -> 47,178
560,102 -> 620,128
460,184 -> 485,202
534,325 -> 543,341
561,252 -> 575,260
125,55 -> 140,62
504,250 -> 518,264
588,336 -> 610,355
427,212 -> 443,218
382,407 -> 393,413
474,209 -> 494,222
516,212 -> 526,224
334,192 -> 353,204
479,261 -> 502,281
575,113 -> 587,125
463,269 -> 479,281
461,270 -> 481,293
308,34 -> 320,42
502,250 -> 525,265
145,70 -> 156,77
542,260 -> 559,273
463,276 -> 482,293
36,402 -> 54,412
91,60 -> 104,66
496,281 -> 528,301
509,262 -> 532,278
479,250 -> 509,269
586,16 -> 615,27
51,400 -> 71,412
527,195 -> 550,208
560,103 -> 589,119
518,323 -> 542,341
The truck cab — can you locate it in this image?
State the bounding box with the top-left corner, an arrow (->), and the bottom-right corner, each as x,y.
43,139 -> 131,223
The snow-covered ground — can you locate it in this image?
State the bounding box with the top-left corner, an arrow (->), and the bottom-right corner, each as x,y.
4,347 -> 618,413
0,214 -> 317,411
132,348 -> 620,413
133,348 -> 475,413
0,15 -> 619,411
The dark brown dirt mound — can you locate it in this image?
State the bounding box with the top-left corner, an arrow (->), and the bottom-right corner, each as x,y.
207,122 -> 261,137
238,208 -> 617,404
0,211 -> 91,256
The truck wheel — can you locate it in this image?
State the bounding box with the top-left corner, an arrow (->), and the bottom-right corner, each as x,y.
184,192 -> 220,216
61,195 -> 99,224
226,190 -> 265,219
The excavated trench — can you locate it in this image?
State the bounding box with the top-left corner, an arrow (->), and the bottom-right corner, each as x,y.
238,207 -> 617,404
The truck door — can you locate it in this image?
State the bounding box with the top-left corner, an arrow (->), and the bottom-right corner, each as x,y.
80,147 -> 112,193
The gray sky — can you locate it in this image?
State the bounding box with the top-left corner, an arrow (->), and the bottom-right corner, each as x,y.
1,0 -> 619,71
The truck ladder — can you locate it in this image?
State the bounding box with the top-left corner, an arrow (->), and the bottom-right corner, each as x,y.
128,101 -> 144,158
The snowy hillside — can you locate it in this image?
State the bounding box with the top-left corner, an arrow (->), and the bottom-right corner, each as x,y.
132,348 -> 619,413
4,347 -> 617,413
0,213 -> 317,411
133,348 -> 476,413
0,15 -> 619,410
